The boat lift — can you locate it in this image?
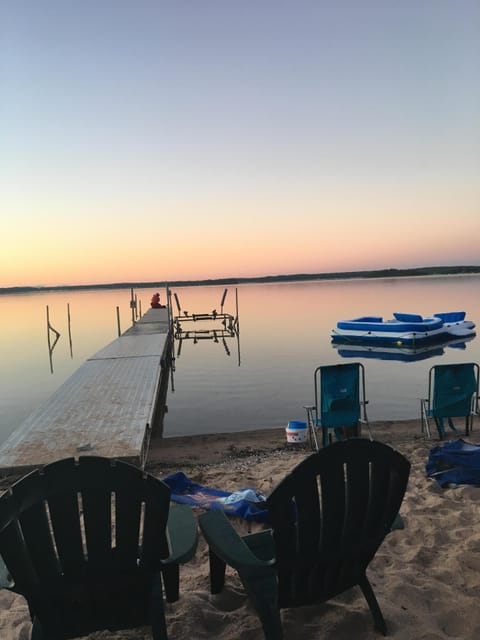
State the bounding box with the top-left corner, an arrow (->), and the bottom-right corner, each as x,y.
169,288 -> 240,361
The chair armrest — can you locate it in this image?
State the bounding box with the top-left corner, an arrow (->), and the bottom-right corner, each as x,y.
0,555 -> 13,589
242,530 -> 275,561
162,504 -> 198,566
199,510 -> 275,571
304,406 -> 316,426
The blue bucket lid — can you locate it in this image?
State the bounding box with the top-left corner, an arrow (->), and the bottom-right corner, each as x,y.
287,420 -> 307,429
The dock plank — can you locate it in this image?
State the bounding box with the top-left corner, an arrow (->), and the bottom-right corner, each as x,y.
90,333 -> 167,359
0,308 -> 171,474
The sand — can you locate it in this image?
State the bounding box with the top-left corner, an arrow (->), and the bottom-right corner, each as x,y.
2,419 -> 480,639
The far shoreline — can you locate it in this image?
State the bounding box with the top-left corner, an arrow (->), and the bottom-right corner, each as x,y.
2,265 -> 480,296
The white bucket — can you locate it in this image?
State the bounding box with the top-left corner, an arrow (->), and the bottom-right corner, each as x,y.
286,420 -> 307,443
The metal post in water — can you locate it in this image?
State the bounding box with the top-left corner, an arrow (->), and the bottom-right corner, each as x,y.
130,288 -> 135,324
166,285 -> 172,326
174,292 -> 181,314
220,288 -> 228,314
67,303 -> 73,357
235,287 -> 239,328
46,305 -> 61,373
235,288 -> 241,366
46,305 -> 52,353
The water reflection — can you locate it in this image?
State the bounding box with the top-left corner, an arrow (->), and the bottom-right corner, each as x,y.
46,305 -> 61,373
333,334 -> 476,363
46,303 -> 75,373
2,277 -> 480,444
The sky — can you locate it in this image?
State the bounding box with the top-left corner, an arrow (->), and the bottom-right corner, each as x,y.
2,1 -> 479,288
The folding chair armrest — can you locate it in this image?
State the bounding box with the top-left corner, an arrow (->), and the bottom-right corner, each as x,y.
304,405 -> 316,422
199,510 -> 275,572
162,504 -> 198,566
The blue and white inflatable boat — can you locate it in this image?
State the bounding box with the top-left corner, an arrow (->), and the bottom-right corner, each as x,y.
433,311 -> 476,337
331,311 -> 475,346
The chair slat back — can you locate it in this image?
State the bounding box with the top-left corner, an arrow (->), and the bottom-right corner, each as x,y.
267,439 -> 410,607
0,457 -> 171,595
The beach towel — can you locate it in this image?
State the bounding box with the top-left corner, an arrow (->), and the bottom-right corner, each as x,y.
162,471 -> 269,523
426,439 -> 480,487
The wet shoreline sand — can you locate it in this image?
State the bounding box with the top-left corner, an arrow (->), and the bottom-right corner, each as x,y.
146,419 -> 422,468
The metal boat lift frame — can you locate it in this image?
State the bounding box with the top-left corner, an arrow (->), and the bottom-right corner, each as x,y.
168,287 -> 240,361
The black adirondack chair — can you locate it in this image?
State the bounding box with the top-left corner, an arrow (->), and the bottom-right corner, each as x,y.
0,456 -> 198,639
199,439 -> 410,639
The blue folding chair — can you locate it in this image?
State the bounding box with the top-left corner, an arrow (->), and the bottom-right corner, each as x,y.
421,362 -> 480,439
305,362 -> 371,449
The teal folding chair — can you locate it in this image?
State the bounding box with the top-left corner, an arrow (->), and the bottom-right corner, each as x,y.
421,362 -> 480,439
305,362 -> 371,449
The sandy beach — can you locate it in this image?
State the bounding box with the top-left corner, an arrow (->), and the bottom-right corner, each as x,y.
2,419 -> 480,639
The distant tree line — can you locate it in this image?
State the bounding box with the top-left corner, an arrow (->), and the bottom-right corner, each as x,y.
2,265 -> 480,295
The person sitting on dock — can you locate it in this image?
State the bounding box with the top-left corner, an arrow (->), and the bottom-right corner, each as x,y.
150,292 -> 165,309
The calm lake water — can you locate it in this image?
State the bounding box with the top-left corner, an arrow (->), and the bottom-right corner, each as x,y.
1,275 -> 479,444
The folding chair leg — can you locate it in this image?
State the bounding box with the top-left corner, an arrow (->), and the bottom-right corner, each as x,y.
305,407 -> 319,451
420,400 -> 432,440
434,418 -> 445,440
422,419 -> 431,440
363,420 -> 373,441
309,424 -> 319,451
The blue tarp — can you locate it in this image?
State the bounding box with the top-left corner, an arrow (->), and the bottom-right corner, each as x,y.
426,439 -> 480,487
162,471 -> 269,523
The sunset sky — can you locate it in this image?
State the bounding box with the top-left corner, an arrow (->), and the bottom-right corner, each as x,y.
2,1 -> 479,288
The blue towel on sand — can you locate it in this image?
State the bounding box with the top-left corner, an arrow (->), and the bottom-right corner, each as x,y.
162,471 -> 269,523
426,439 -> 480,487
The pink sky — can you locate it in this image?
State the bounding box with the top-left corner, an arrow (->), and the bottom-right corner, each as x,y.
3,2 -> 479,288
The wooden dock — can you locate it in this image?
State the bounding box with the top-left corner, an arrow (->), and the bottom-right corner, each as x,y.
0,308 -> 172,475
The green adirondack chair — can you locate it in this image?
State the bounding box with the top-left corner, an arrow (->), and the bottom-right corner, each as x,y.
199,439 -> 410,639
0,456 -> 198,639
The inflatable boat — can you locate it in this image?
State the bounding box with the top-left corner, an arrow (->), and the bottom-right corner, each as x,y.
433,312 -> 476,337
331,312 -> 475,346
